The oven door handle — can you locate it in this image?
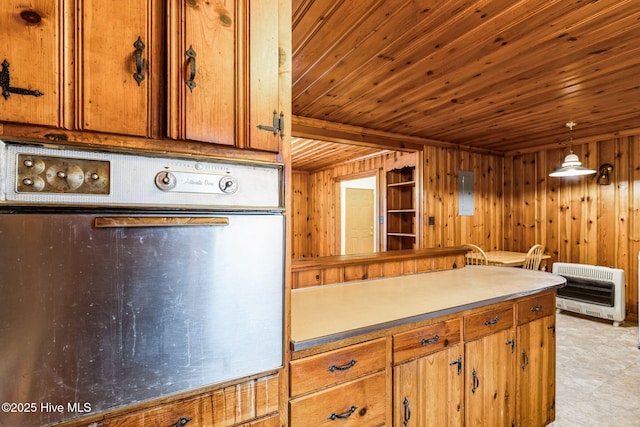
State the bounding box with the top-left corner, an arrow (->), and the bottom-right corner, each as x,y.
94,216 -> 230,228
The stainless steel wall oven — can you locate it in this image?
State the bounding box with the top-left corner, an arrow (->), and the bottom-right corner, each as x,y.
0,141 -> 284,426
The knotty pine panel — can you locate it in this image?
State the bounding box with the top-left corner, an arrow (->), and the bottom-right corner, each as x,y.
422,145 -> 504,252
211,374 -> 279,427
505,135 -> 639,318
295,155 -> 386,257
294,145 -> 503,259
291,172 -> 309,258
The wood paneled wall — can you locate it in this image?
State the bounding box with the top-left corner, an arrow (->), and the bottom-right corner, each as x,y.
505,135 -> 640,318
292,147 -> 503,258
292,155 -> 387,258
422,146 -> 504,251
292,134 -> 640,317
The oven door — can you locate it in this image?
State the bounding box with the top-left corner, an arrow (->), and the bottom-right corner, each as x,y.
0,211 -> 283,427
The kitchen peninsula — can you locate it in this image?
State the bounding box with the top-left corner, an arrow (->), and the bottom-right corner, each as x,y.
289,265 -> 565,426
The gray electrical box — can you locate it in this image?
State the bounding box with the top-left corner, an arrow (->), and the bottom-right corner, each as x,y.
458,170 -> 474,216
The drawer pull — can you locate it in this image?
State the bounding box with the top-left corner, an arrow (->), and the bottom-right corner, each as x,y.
171,416 -> 192,427
420,334 -> 440,345
185,46 -> 197,92
329,405 -> 357,420
133,36 -> 145,85
471,368 -> 480,394
484,316 -> 499,326
521,349 -> 529,371
531,305 -> 543,312
402,397 -> 411,426
328,359 -> 357,372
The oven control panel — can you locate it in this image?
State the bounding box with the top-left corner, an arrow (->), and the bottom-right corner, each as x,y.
17,154 -> 111,194
154,171 -> 239,194
1,141 -> 282,210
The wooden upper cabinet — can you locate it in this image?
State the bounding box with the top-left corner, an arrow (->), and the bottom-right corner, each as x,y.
167,0 -> 236,146
168,0 -> 282,152
246,0 -> 281,152
0,1 -> 66,128
77,1 -> 162,137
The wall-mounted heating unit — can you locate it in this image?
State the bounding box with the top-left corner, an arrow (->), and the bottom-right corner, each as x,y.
552,263 -> 625,326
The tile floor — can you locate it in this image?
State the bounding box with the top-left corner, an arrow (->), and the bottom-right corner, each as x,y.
550,311 -> 640,427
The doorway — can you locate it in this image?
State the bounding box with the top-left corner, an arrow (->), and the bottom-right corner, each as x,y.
339,175 -> 377,255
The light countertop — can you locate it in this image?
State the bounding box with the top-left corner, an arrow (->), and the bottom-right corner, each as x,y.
291,265 -> 566,351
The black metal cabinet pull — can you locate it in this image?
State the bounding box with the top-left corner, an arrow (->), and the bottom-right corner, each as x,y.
185,46 -> 197,92
471,368 -> 480,394
420,334 -> 439,345
484,316 -> 499,326
328,359 -> 356,372
521,349 -> 529,371
171,416 -> 192,427
402,397 -> 411,426
328,405 -> 357,420
133,36 -> 145,86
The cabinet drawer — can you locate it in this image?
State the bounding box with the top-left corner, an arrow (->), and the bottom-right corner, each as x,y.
517,291 -> 555,325
105,395 -> 209,427
464,305 -> 514,341
290,372 -> 386,426
290,338 -> 386,397
393,318 -> 461,364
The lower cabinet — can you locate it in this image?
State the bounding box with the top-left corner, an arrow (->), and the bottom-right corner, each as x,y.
392,318 -> 464,427
393,346 -> 464,426
102,373 -> 279,427
289,291 -> 557,427
464,305 -> 516,427
516,292 -> 557,426
289,338 -> 387,426
464,328 -> 516,427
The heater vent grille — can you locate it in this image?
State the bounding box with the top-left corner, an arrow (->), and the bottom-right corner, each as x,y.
552,263 -> 625,326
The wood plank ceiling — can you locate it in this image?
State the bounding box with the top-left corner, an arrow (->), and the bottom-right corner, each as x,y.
291,0 -> 640,167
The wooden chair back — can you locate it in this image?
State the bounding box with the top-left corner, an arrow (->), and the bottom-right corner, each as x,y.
523,244 -> 544,270
464,244 -> 488,265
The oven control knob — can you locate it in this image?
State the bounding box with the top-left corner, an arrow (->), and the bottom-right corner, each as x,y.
20,176 -> 45,192
46,163 -> 85,191
155,171 -> 177,191
219,176 -> 238,193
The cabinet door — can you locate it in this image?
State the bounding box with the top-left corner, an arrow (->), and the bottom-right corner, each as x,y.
0,1 -> 66,127
168,0 -> 282,152
393,346 -> 463,427
78,1 -> 161,137
517,315 -> 556,426
246,0 -> 281,152
167,0 -> 237,146
465,329 -> 516,427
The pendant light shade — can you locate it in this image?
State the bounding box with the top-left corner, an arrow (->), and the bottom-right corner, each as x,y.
549,122 -> 597,177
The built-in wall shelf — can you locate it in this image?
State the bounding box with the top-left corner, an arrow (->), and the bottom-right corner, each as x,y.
385,153 -> 418,251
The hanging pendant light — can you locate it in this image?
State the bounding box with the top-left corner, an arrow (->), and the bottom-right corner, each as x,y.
549,121 -> 597,177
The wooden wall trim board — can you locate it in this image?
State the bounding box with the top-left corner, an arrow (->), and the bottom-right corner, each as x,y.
292,115 -> 502,155
291,249 -> 467,289
292,247 -> 468,270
